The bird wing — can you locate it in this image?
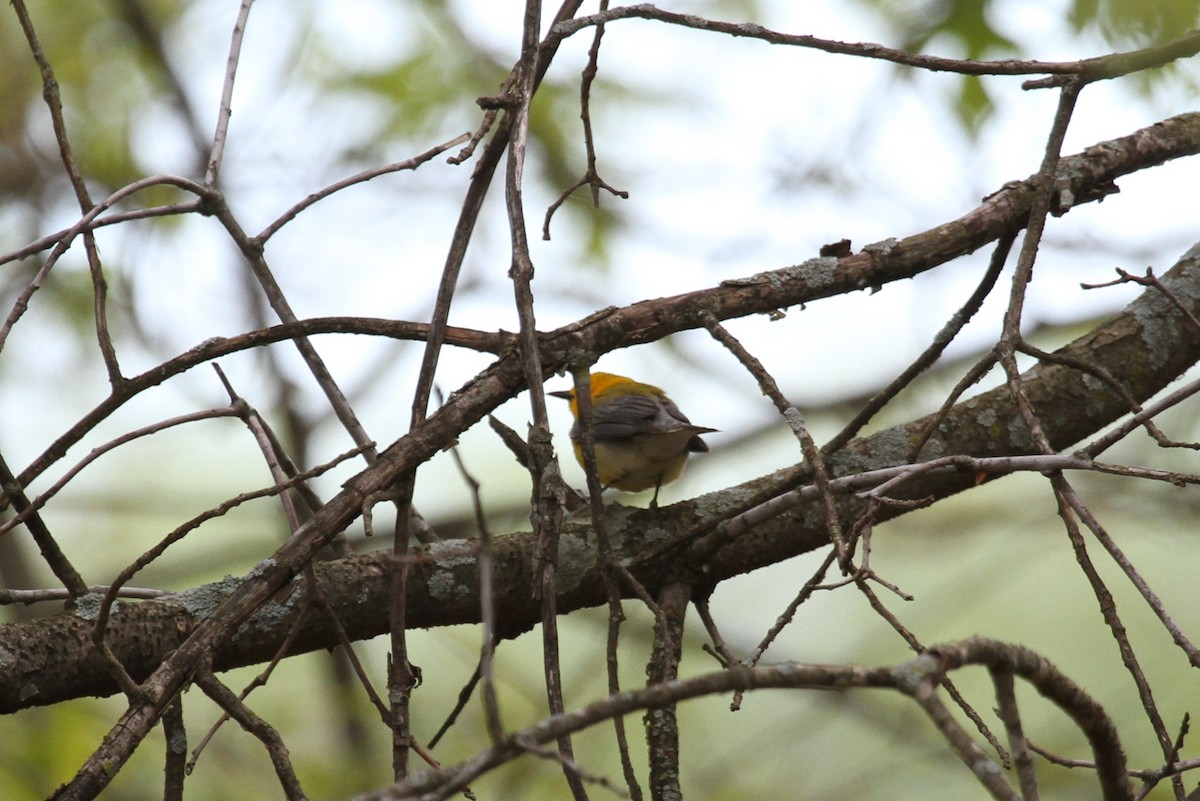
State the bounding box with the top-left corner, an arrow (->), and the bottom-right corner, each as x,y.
590,393 -> 715,441
590,393 -> 666,440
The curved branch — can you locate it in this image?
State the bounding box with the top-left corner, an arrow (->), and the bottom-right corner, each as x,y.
346,637 -> 1127,801
12,5 -> 1196,800
6,228 -> 1200,714
548,4 -> 1200,83
10,317 -> 509,495
11,111 -> 1199,499
13,113 -> 1200,799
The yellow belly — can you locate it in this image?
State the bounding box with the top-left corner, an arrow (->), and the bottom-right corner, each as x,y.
574,431 -> 696,492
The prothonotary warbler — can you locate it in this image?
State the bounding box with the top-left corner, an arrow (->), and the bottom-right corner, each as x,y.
550,372 -> 716,507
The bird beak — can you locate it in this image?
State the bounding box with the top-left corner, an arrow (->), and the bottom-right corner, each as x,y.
548,389 -> 574,400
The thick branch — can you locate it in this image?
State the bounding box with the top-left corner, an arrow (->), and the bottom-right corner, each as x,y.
6,234 -> 1200,712
12,111 -> 1200,498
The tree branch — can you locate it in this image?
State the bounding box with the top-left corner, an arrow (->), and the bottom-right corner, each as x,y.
8,228 -> 1200,714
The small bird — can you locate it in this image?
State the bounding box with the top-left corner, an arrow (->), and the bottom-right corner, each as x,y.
550,372 -> 716,507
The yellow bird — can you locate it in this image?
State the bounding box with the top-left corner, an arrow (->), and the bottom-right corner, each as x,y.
550,372 -> 716,506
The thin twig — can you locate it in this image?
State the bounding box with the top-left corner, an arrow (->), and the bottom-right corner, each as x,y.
1084,267 -> 1200,335
0,174 -> 205,353
209,198 -> 382,466
908,351 -> 1000,461
991,668 -> 1039,800
205,0 -> 254,186
195,662 -> 309,801
827,229 -> 1015,455
564,369 -> 655,801
1017,339 -> 1176,447
256,133 -> 471,243
9,0 -> 122,385
187,600 -> 315,772
1135,715 -> 1193,800
1052,474 -> 1185,800
0,199 -> 201,268
506,2 -> 590,796
428,660 -> 482,750
856,579 -> 1009,766
543,0 -> 628,240
0,585 -> 166,606
728,550 -> 836,710
693,596 -> 739,669
1028,740 -> 1200,785
1059,478 -> 1200,661
547,5 -> 1200,83
700,309 -> 850,566
92,442 -> 370,645
994,79 -> 1084,458
908,678 -> 1021,801
0,450 -> 88,596
0,404 -> 244,538
438,388 -> 504,742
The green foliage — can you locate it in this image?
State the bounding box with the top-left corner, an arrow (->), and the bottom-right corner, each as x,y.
857,0 -> 1200,129
1069,0 -> 1200,42
4,1 -> 1200,799
894,0 -> 1019,57
309,8 -> 502,144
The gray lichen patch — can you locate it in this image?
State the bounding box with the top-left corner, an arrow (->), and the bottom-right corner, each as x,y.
174,575 -> 242,618
1130,251 -> 1200,370
554,532 -> 599,595
71,592 -> 113,621
427,539 -> 477,604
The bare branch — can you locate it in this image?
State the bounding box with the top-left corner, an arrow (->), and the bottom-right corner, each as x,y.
204,0 -> 254,186
355,638 -> 1130,801
256,133 -> 471,243
548,5 -> 1200,83
195,665 -> 308,800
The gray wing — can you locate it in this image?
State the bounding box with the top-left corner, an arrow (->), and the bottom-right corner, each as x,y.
571,393 -> 714,446
590,393 -> 665,440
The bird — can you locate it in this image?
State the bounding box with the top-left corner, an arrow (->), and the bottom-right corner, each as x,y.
550,372 -> 716,507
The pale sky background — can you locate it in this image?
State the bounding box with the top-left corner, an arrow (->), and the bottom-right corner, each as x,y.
7,0 -> 1200,522
3,0 -> 1197,554
5,2 -> 1200,799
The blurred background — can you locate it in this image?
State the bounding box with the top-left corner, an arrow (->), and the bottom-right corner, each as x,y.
2,0 -> 1200,798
